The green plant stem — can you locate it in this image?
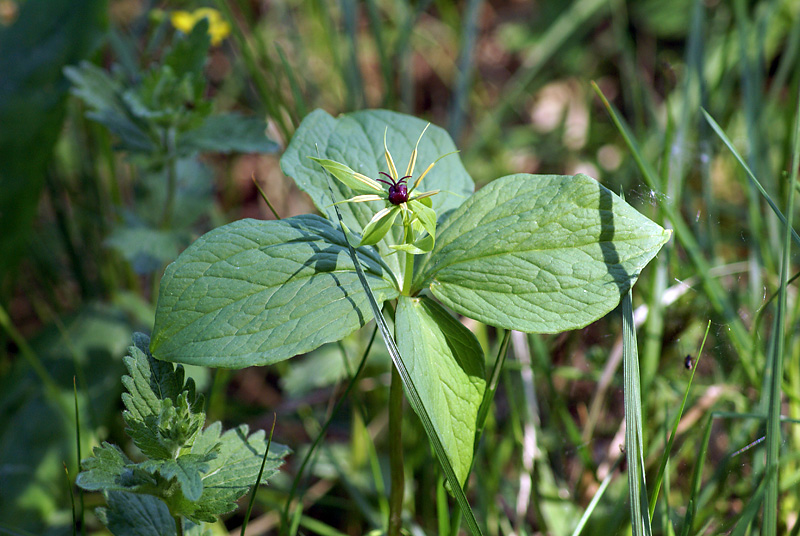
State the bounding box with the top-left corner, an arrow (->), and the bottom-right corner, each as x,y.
159,126 -> 178,229
401,216 -> 414,294
388,363 -> 404,536
174,514 -> 183,536
763,77 -> 800,536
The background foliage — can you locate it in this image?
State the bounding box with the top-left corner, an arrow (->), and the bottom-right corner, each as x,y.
1,0 -> 799,534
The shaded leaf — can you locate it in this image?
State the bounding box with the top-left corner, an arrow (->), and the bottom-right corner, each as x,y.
96,491 -> 179,536
179,113 -> 280,155
151,215 -> 399,368
395,296 -> 485,486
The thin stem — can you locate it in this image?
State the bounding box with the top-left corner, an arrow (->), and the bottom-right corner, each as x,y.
388,363 -> 404,536
159,126 -> 178,229
174,514 -> 183,536
401,212 -> 414,295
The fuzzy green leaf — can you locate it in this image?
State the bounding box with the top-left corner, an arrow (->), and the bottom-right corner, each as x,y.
96,492 -> 179,536
151,215 -> 399,368
140,453 -> 217,503
121,333 -> 204,460
178,422 -> 290,523
414,173 -> 670,333
77,334 -> 290,525
76,443 -> 157,493
395,296 -> 486,486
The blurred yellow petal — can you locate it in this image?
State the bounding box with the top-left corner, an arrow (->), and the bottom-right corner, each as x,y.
170,10 -> 195,34
170,8 -> 230,46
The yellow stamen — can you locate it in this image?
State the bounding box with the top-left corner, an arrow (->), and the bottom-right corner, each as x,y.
411,150 -> 458,192
405,123 -> 430,178
384,128 -> 399,181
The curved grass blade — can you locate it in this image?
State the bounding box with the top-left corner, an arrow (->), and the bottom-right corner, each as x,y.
242,414 -> 277,536
762,79 -> 800,536
571,455 -> 624,536
648,321 -> 712,518
281,326 -> 378,530
325,184 -> 484,535
702,109 -> 800,249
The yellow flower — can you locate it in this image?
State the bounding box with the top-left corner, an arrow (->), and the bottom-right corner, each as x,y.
170,8 -> 230,46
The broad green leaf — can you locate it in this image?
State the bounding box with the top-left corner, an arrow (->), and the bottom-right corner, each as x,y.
414,174 -> 670,333
395,296 -> 485,486
360,206 -> 401,246
281,109 -> 474,274
151,215 -> 399,368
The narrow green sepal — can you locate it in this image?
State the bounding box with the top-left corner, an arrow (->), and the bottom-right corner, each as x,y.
390,233 -> 434,255
359,206 -> 401,246
339,220 -> 363,248
309,157 -> 382,194
408,199 -> 437,239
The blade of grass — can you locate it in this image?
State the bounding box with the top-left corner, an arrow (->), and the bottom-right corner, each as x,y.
570,455 -> 624,536
622,290 -> 652,536
280,325 -> 378,532
363,0 -> 394,107
679,413 -> 713,536
730,470 -> 767,536
762,72 -> 800,536
212,0 -> 291,142
72,378 -> 85,536
701,109 -> 800,248
241,414 -> 277,536
341,0 -> 365,110
473,329 -> 510,452
275,43 -> 309,124
325,178 -> 485,536
648,321 -> 711,518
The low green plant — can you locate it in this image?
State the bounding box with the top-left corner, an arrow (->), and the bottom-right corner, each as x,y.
76,333 -> 289,535
63,16 -> 278,275
149,109 -> 670,533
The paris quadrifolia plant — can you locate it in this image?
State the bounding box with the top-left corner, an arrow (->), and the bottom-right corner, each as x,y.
148,109 -> 671,534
